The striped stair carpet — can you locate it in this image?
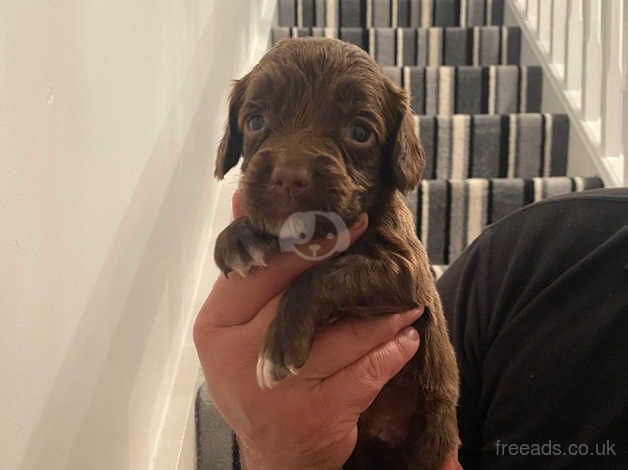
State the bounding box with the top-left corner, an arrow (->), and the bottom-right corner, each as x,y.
276,0 -> 506,27
195,1 -> 605,468
415,176 -> 603,266
273,26 -> 521,66
416,113 -> 569,179
383,65 -> 541,113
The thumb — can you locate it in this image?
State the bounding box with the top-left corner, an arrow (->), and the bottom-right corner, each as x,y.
321,326 -> 420,415
232,189 -> 245,218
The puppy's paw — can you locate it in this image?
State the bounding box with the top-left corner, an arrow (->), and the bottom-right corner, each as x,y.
256,334 -> 307,389
256,294 -> 315,389
214,218 -> 277,277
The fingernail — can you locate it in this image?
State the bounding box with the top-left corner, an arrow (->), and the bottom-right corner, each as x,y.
400,326 -> 419,342
401,305 -> 425,319
407,305 -> 425,317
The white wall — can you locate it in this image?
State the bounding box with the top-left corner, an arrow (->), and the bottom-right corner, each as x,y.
0,1 -> 272,469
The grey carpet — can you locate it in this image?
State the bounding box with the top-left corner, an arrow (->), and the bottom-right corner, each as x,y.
196,384 -> 237,470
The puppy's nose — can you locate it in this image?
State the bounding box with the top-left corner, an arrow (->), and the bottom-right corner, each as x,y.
270,166 -> 311,195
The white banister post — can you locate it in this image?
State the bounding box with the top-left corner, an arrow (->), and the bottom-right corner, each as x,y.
520,0 -> 528,14
539,0 -> 552,54
551,0 -> 568,81
582,0 -> 602,124
623,0 -> 627,185
601,0 -> 624,158
565,0 -> 583,108
528,0 -> 539,35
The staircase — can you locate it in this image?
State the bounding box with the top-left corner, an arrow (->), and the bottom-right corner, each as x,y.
196,1 -> 604,468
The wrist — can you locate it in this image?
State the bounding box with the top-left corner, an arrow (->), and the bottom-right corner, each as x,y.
239,446 -> 270,470
238,437 -> 284,470
237,436 -> 341,470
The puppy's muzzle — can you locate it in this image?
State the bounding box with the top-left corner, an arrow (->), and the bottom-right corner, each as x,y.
270,163 -> 311,197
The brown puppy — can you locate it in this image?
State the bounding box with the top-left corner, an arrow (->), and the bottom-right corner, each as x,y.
214,38 -> 459,469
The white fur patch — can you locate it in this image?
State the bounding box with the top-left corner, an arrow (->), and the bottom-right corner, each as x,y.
231,254 -> 252,277
256,354 -> 278,389
248,246 -> 267,268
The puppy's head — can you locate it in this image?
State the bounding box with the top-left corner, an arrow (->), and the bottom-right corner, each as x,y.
215,38 -> 424,235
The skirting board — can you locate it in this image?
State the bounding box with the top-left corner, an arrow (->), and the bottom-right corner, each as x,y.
150,2 -> 276,470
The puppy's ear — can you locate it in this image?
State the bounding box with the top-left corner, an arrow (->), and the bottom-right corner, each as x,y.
386,81 -> 425,193
215,76 -> 248,179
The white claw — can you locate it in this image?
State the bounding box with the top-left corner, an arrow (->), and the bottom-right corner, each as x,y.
248,247 -> 267,268
263,357 -> 278,389
256,355 -> 265,389
255,353 -> 301,389
230,248 -> 267,278
256,354 -> 278,389
231,254 -> 252,278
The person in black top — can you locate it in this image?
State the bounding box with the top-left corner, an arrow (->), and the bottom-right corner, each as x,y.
438,188 -> 628,469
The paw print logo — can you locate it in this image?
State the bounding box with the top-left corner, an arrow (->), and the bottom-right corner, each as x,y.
278,211 -> 350,261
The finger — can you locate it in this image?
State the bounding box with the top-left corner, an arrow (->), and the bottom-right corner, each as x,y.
298,306 -> 424,379
194,295 -> 282,392
197,213 -> 368,328
320,325 -> 420,415
232,190 -> 245,219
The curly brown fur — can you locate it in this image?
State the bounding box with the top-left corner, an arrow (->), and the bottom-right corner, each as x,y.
213,37 -> 459,469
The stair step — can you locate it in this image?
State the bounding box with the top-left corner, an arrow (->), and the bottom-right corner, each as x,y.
409,177 -> 605,265
273,26 -> 521,66
415,113 -> 569,180
384,65 -> 541,115
277,0 -> 505,28
196,384 -> 236,470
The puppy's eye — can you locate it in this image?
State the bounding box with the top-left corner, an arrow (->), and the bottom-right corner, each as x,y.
248,114 -> 265,131
349,124 -> 372,143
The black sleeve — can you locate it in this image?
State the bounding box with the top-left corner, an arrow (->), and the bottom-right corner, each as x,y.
436,189 -> 628,470
436,227 -> 495,469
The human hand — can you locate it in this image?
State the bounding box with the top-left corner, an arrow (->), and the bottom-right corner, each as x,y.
194,191 -> 460,469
